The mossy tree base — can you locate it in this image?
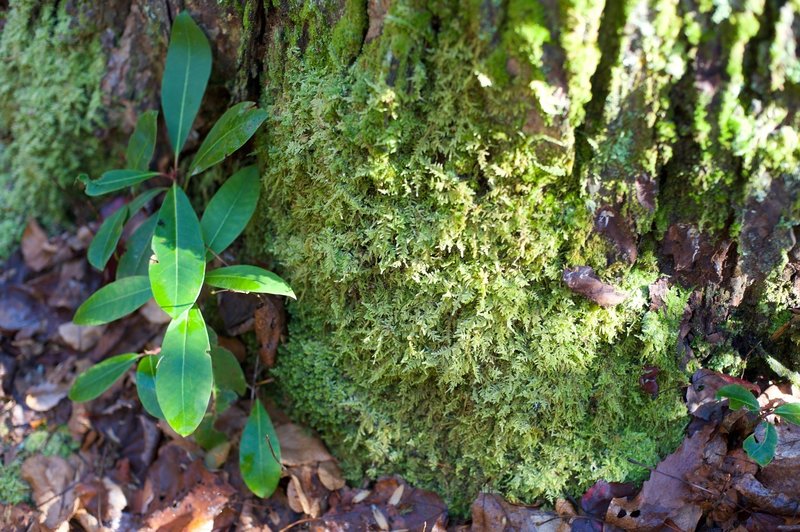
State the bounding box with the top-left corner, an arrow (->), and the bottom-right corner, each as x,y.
1,0 -> 798,516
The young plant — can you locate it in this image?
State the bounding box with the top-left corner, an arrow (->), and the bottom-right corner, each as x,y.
69,12 -> 288,498
716,384 -> 800,466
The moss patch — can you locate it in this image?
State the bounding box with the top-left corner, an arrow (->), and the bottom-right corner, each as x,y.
255,0 -> 689,514
0,0 -> 110,257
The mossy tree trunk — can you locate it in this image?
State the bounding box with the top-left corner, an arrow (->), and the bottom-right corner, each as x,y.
2,0 -> 799,514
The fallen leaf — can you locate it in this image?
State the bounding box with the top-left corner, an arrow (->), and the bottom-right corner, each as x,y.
277,423 -> 335,466
25,382 -> 69,412
470,492 -> 567,532
316,477 -> 447,532
638,365 -> 660,400
58,322 -> 106,351
605,424 -> 717,531
580,479 -> 636,518
21,455 -> 79,530
562,266 -> 626,307
22,219 -> 58,272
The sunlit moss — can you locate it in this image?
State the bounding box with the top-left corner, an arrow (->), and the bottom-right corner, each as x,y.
0,0 -> 110,257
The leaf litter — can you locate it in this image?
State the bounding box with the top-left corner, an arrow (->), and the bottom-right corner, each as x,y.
2,218 -> 800,531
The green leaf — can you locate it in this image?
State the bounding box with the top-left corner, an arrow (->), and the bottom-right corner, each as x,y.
716,384 -> 760,412
200,166 -> 261,257
69,354 -> 140,402
83,170 -> 160,197
149,184 -> 206,318
155,307 -> 212,436
127,188 -> 166,217
161,11 -> 212,156
774,402 -> 800,425
136,355 -> 164,419
743,422 -> 778,466
240,399 -> 281,497
211,346 -> 247,395
74,276 -> 152,325
194,415 -> 228,451
205,265 -> 295,298
126,110 -> 158,171
87,207 -> 128,271
117,215 -> 158,278
189,102 -> 268,176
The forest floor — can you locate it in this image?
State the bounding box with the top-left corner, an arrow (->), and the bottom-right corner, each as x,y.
1,218 -> 799,532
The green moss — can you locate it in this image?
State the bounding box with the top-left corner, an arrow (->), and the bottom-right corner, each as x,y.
0,427 -> 78,505
0,462 -> 29,505
255,0 -> 688,514
0,0 -> 110,257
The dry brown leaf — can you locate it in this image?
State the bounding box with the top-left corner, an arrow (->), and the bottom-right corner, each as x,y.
22,219 -> 58,272
276,423 -> 335,466
21,455 -> 79,531
58,322 -> 105,351
318,461 -> 346,491
470,492 -> 567,532
25,382 -> 69,412
605,424 -> 717,531
562,266 -> 626,307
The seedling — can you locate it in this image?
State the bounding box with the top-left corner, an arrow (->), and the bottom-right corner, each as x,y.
716,384 -> 800,466
69,12 -> 285,498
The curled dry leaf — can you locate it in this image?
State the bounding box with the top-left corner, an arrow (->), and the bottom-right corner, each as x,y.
21,455 -> 79,531
25,382 -> 70,412
562,266 -> 626,307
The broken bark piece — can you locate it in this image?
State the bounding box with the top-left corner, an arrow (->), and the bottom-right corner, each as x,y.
254,295 -> 286,367
562,266 -> 626,307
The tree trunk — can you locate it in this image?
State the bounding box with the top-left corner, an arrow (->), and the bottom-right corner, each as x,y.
2,0 -> 798,515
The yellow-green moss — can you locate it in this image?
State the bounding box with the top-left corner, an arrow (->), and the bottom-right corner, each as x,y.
255,0 -> 688,514
0,0 -> 110,256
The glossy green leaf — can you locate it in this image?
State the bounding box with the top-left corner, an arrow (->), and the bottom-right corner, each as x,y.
74,276 -> 152,325
117,215 -> 158,278
211,346 -> 247,395
88,207 -> 128,271
189,102 -> 267,176
149,185 -> 206,318
743,422 -> 777,466
69,354 -> 140,402
716,384 -> 760,412
126,110 -> 158,171
774,402 -> 800,425
205,265 -> 295,298
128,188 -> 166,217
200,166 -> 260,257
82,170 -> 160,197
155,307 -> 212,436
136,355 -> 164,419
161,11 -> 212,156
240,399 -> 281,497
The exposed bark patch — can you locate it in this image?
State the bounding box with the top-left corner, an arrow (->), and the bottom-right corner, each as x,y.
660,223 -> 732,286
365,0 -> 391,43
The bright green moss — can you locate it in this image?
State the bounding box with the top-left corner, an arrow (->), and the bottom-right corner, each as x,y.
256,0 -> 688,514
0,0 -> 110,257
